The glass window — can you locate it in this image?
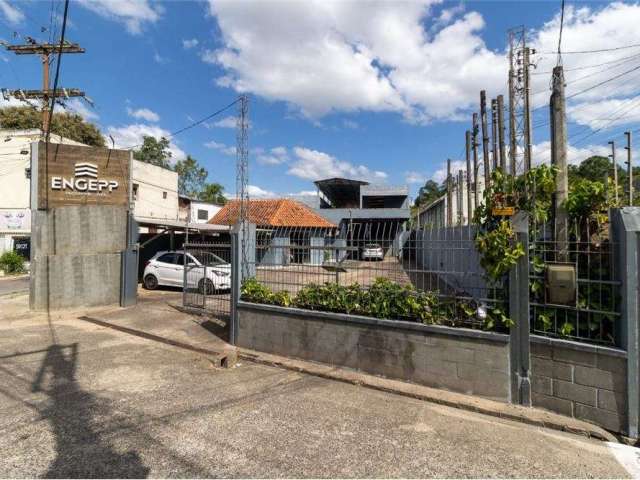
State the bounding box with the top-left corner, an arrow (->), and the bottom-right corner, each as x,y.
156,253 -> 176,264
163,191 -> 168,199
174,254 -> 185,265
197,209 -> 208,220
132,183 -> 139,200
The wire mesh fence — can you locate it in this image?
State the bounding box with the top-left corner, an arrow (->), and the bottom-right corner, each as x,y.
529,217 -> 621,346
183,242 -> 232,318
241,221 -> 508,331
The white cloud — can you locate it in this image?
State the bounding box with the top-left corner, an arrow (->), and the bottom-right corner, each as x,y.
566,95 -> 640,130
342,119 -> 359,129
182,38 -> 199,49
204,140 -> 236,156
430,160 -> 467,184
405,171 -> 427,185
153,51 -> 169,64
0,0 -> 24,25
77,0 -> 162,34
206,1 -> 506,123
257,146 -> 288,165
208,116 -> 236,128
127,107 -> 160,122
64,98 -> 99,122
105,124 -> 185,161
532,141 -> 611,167
247,185 -> 276,198
288,147 -> 387,182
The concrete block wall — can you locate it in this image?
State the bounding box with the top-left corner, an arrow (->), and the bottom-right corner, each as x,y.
530,338 -> 628,434
30,205 -> 128,310
238,302 -> 510,402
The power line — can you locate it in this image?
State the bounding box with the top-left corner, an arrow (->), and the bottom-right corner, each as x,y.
45,0 -> 70,143
532,52 -> 640,75
556,0 -> 565,66
540,42 -> 640,55
566,63 -> 640,100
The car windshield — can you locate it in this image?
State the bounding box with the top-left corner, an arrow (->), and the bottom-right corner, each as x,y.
190,251 -> 227,266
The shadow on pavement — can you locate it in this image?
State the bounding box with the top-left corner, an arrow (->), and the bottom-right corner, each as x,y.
31,343 -> 150,479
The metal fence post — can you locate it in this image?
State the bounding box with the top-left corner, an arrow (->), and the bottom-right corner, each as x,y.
509,212 -> 531,406
229,231 -> 240,345
612,207 -> 640,438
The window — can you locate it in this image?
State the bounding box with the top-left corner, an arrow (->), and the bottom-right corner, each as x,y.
197,209 -> 208,220
156,253 -> 176,264
132,183 -> 139,200
174,254 -> 185,265
163,191 -> 167,199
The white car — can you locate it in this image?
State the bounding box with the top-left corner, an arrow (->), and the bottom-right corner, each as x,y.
361,243 -> 384,261
143,250 -> 231,293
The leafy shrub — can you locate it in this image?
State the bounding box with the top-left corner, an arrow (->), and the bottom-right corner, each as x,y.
241,278 -> 291,307
475,220 -> 525,282
0,250 -> 25,274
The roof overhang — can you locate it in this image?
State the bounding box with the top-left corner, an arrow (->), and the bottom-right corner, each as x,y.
135,216 -> 230,232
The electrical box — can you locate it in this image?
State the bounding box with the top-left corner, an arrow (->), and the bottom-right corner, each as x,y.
545,263 -> 577,305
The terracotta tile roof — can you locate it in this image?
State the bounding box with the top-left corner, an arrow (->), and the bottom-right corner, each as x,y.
210,199 -> 335,228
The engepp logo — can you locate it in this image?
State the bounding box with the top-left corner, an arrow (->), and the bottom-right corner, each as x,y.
50,162 -> 119,193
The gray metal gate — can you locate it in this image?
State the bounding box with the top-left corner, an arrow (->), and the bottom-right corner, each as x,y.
182,242 -> 232,319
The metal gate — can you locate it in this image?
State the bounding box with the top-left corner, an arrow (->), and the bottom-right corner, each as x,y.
182,242 -> 232,319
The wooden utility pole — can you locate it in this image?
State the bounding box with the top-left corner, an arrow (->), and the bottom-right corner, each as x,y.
497,95 -> 507,172
480,91 -> 491,188
625,131 -> 633,206
472,113 -> 479,207
523,47 -> 534,172
491,98 -> 498,170
3,42 -> 85,133
609,141 -> 619,204
465,130 -> 473,223
446,159 -> 453,226
550,65 -> 568,260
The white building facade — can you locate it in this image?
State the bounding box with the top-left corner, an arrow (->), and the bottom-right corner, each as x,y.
178,196 -> 222,224
131,160 -> 179,225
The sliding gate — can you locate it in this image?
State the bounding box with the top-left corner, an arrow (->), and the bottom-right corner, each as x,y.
182,241 -> 232,319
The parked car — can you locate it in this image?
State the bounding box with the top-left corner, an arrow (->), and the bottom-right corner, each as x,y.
143,250 -> 231,293
361,243 -> 384,261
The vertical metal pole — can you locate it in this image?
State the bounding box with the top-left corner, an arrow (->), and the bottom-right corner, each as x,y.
508,40 -> 517,176
481,91 -> 491,188
472,113 -> 480,206
497,95 -> 507,172
509,212 -> 531,406
446,159 -> 453,226
230,232 -> 240,345
465,130 -> 473,223
609,141 -> 619,204
523,47 -> 533,173
491,98 -> 498,170
182,221 -> 188,307
625,131 -> 633,206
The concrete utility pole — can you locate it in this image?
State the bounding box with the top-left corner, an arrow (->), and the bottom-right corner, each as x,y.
491,99 -> 498,170
466,130 -> 473,223
508,54 -> 518,175
472,113 -> 480,207
446,159 -> 453,226
550,65 -> 568,259
480,90 -> 491,188
609,141 -> 619,204
3,42 -> 86,133
523,47 -> 534,172
458,170 -> 464,225
625,131 -> 634,206
497,95 -> 507,172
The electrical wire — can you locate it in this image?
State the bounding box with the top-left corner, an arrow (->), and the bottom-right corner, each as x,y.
45,0 -> 69,143
531,52 -> 640,76
566,63 -> 640,101
556,0 -> 565,66
540,42 -> 640,55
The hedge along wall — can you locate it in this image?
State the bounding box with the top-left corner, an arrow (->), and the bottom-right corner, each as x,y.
237,301 -> 511,402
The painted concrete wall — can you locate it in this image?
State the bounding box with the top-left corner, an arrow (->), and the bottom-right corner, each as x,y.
238,302 -> 511,402
131,160 -> 179,222
530,337 -> 628,434
30,205 -> 127,310
188,201 -> 222,223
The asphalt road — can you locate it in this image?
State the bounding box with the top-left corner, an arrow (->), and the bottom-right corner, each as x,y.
0,275 -> 29,296
0,295 -> 637,478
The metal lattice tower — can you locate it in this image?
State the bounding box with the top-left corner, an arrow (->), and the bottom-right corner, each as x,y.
508,26 -> 530,175
236,94 -> 250,267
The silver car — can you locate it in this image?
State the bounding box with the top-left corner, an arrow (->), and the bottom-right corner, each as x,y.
361,243 -> 384,261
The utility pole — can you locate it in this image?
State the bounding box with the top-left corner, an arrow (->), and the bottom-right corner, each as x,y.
446,158 -> 453,226
3,42 -> 86,133
497,95 -> 507,172
625,131 -> 633,206
523,47 -> 534,172
550,65 -> 568,260
609,141 -> 619,204
457,170 -> 464,225
491,98 -> 498,170
472,113 -> 479,207
480,90 -> 491,188
466,130 -> 473,223
508,44 -> 517,175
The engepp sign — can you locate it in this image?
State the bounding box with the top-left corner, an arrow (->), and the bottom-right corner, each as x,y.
35,142 -> 130,209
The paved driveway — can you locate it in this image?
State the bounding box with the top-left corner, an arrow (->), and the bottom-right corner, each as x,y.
0,294 -> 636,478
0,275 -> 29,296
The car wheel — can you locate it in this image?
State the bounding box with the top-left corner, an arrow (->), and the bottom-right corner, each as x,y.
198,278 -> 215,294
144,274 -> 158,290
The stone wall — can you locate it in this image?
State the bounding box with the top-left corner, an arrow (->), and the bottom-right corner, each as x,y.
237,302 -> 510,402
530,336 -> 628,434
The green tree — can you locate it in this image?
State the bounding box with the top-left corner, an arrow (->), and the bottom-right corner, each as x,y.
568,156 -> 616,184
199,182 -> 227,205
174,155 -> 207,198
132,136 -> 172,168
0,106 -> 104,147
414,180 -> 444,208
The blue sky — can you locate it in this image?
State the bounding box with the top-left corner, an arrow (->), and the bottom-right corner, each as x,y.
1,0 -> 639,199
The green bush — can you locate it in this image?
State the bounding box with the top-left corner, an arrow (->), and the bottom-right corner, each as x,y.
0,250 -> 25,275
241,278 -> 291,307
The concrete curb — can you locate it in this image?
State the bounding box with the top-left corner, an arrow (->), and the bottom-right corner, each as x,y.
237,347 -> 618,443
0,289 -> 28,298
